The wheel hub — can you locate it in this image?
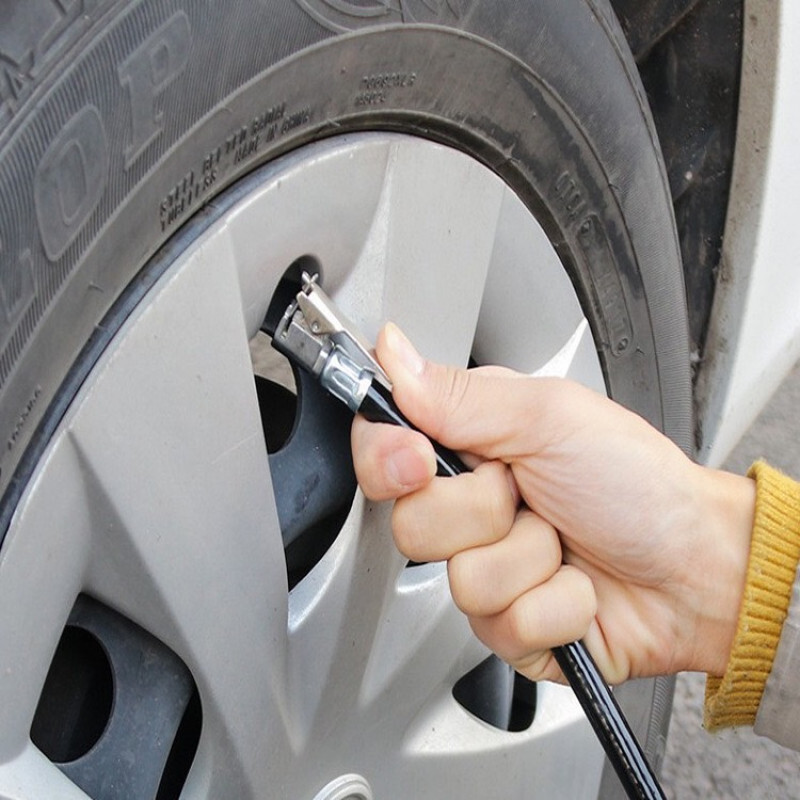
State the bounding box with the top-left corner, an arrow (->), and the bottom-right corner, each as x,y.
0,133 -> 606,798
313,774 -> 373,800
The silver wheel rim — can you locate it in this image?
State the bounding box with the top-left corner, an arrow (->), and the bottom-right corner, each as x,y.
0,134 -> 606,798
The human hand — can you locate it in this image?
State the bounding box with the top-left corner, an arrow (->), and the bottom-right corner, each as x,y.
352,323 -> 755,684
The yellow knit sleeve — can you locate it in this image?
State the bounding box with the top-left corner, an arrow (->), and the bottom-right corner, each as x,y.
704,461 -> 800,731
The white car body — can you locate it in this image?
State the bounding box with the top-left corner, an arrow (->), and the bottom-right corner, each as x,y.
697,0 -> 800,466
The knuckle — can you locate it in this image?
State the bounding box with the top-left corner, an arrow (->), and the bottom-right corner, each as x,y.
564,565 -> 597,616
485,472 -> 514,539
447,552 -> 484,616
557,566 -> 597,638
538,524 -> 563,574
430,366 -> 473,439
505,597 -> 536,650
517,651 -> 564,684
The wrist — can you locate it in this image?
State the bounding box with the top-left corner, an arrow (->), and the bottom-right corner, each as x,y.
679,465 -> 755,675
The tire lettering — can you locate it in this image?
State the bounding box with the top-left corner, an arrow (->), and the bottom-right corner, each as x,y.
7,385 -> 42,453
361,72 -> 417,90
280,107 -> 311,134
157,101 -> 312,232
577,214 -> 633,356
554,171 -> 587,221
118,11 -> 192,168
0,245 -> 35,352
34,104 -> 109,261
354,71 -> 416,106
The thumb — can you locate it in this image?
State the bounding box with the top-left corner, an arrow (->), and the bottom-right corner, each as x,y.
375,322 -> 528,458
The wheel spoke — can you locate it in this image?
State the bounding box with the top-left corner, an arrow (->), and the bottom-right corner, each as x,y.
286,492 -> 489,759
0,440 -> 93,761
74,230 -> 287,682
359,562 -> 488,709
1,234 -> 293,790
473,187 -> 605,390
0,744 -> 93,799
286,496 -> 405,744
383,683 -> 605,798
224,135 -> 395,338
332,138 -> 506,367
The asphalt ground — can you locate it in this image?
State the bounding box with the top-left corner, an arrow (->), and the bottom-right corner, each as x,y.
660,359 -> 800,799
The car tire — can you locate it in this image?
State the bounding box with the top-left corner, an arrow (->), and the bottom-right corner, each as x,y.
0,2 -> 690,798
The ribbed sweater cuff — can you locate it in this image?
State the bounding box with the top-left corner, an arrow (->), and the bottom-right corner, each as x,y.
704,461 -> 800,731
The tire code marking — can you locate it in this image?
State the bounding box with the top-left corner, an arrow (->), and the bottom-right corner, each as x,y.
554,171 -> 588,221
354,72 -> 417,107
554,171 -> 633,357
158,101 -> 313,231
7,385 -> 41,453
577,215 -> 633,357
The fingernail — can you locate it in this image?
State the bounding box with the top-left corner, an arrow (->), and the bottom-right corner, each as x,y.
384,322 -> 425,377
387,444 -> 436,489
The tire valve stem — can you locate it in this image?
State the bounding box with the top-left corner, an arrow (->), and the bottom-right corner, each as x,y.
270,273 -> 666,800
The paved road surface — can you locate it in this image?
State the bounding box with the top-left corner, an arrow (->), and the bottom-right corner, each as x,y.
660,359 -> 800,798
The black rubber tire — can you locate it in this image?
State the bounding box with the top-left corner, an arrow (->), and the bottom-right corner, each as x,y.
0,1 -> 690,795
